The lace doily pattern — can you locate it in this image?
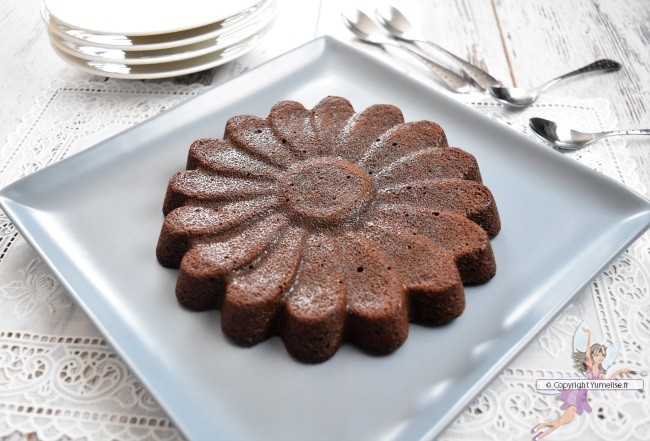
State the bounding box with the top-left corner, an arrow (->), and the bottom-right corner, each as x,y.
0,81 -> 647,441
0,331 -> 180,441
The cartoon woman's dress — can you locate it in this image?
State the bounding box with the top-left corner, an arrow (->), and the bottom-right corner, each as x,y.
556,369 -> 603,414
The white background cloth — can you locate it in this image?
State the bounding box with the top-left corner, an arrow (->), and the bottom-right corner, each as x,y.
0,80 -> 647,440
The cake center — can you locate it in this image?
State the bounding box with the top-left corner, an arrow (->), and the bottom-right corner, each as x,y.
279,157 -> 374,226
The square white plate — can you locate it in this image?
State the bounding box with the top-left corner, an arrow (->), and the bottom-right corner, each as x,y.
1,37 -> 649,440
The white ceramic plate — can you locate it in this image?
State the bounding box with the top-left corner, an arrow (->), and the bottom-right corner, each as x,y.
42,0 -> 274,51
1,37 -> 648,441
43,0 -> 261,36
47,2 -> 276,65
48,22 -> 273,79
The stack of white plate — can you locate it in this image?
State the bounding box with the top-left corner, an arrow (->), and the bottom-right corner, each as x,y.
42,0 -> 277,79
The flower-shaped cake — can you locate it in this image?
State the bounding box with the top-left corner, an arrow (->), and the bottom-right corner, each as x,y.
156,96 -> 500,363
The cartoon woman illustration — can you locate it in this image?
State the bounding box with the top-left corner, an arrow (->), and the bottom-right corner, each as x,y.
531,321 -> 630,440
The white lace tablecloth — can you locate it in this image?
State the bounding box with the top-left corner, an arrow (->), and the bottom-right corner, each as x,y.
0,80 -> 647,441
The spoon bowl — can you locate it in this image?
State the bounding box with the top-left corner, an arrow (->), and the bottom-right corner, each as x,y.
341,9 -> 384,43
375,6 -> 414,39
529,117 -> 650,150
488,86 -> 542,108
489,59 -> 621,107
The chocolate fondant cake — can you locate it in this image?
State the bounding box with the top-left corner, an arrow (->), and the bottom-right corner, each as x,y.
157,96 -> 500,363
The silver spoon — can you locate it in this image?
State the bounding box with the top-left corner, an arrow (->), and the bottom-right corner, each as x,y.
341,9 -> 473,93
374,5 -> 500,90
489,59 -> 621,108
529,117 -> 650,150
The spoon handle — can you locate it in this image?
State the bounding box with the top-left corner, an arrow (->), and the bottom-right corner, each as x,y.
599,128 -> 650,139
542,59 -> 622,91
415,39 -> 500,90
387,42 -> 473,93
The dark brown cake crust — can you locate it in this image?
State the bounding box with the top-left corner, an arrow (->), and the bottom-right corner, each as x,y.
156,96 -> 501,363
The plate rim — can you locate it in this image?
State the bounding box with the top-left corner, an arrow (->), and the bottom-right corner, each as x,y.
47,22 -> 274,80
1,36 -> 649,440
43,0 -> 263,36
46,4 -> 275,66
42,0 -> 276,51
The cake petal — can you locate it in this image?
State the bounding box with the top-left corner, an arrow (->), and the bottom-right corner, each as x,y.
224,115 -> 297,168
372,147 -> 482,187
338,233 -> 408,354
175,213 -> 287,311
282,234 -> 346,363
369,206 -> 496,284
336,104 -> 404,162
377,178 -> 501,237
186,138 -> 280,180
268,100 -> 325,158
222,226 -> 306,346
156,196 -> 279,268
310,96 -> 355,153
357,121 -> 448,174
361,225 -> 465,324
163,169 -> 277,215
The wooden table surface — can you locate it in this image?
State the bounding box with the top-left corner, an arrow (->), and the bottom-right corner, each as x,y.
1,0 -> 648,439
